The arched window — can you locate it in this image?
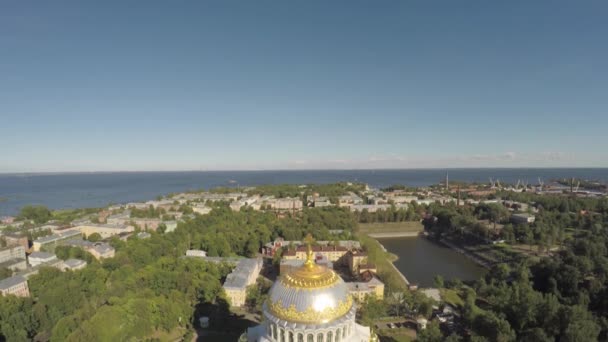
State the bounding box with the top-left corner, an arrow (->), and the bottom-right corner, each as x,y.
317,333 -> 324,342
298,333 -> 304,342
327,331 -> 333,342
280,328 -> 285,342
270,324 -> 276,339
342,326 -> 346,338
289,331 -> 294,342
335,329 -> 341,342
307,334 -> 314,342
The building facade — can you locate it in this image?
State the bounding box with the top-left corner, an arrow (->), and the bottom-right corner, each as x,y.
0,275 -> 30,297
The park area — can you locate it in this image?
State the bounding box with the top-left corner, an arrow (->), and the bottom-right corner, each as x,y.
358,221 -> 423,237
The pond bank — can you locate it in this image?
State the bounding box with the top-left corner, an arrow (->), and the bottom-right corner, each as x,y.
368,231 -> 421,238
376,236 -> 486,287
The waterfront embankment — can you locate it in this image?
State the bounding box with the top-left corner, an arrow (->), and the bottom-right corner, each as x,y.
376,236 -> 486,287
368,231 -> 421,238
436,238 -> 492,269
359,234 -> 411,290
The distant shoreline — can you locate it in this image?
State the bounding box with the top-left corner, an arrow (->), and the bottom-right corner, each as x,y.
368,231 -> 421,238
1,166 -> 607,176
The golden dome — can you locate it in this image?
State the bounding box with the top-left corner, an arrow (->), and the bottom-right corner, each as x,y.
266,235 -> 354,324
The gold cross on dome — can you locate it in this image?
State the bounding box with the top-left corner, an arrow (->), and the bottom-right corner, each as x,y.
303,233 -> 315,269
304,233 -> 315,246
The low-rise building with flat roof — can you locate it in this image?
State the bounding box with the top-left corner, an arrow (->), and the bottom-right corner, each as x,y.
72,223 -> 134,238
0,245 -> 26,264
0,275 -> 30,297
186,249 -> 207,258
511,213 -> 536,224
347,272 -> 384,301
192,205 -> 212,215
163,220 -> 178,233
61,259 -> 87,271
29,251 -> 58,267
33,230 -> 82,252
90,243 -> 115,259
223,258 -> 263,307
0,257 -> 27,272
2,232 -> 29,250
65,240 -> 115,260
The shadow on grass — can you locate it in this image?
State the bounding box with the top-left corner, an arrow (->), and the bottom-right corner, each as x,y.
193,298 -> 259,341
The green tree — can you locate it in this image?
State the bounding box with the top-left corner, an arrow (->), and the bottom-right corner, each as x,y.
417,320 -> 443,342
87,233 -> 102,242
18,205 -> 52,224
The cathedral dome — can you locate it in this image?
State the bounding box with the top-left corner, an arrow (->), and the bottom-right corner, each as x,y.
266,240 -> 353,324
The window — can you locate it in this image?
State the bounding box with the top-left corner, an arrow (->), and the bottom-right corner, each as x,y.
280,328 -> 285,342
289,331 -> 294,342
269,324 -> 275,338
327,331 -> 333,342
342,326 -> 346,338
298,333 -> 304,342
307,334 -> 314,342
317,333 -> 324,342
335,329 -> 340,342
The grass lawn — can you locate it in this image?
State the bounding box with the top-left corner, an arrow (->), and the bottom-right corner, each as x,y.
379,331 -> 415,342
359,221 -> 423,234
358,234 -> 408,291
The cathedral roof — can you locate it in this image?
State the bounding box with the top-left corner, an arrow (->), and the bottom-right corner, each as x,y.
266,235 -> 353,324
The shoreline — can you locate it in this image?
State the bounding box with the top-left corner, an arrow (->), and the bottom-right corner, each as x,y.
373,238 -> 411,286
433,237 -> 492,269
367,231 -> 421,238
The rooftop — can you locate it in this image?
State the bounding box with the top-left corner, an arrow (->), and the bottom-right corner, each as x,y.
63,259 -> 86,268
29,252 -> 56,259
223,258 -> 261,290
34,230 -> 81,244
0,275 -> 27,290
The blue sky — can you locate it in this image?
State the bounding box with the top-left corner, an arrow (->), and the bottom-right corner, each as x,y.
1,1 -> 607,172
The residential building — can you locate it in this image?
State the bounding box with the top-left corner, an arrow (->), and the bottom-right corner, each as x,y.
136,232 -> 151,239
223,258 -> 263,307
0,245 -> 27,271
33,230 -> 82,252
132,218 -> 161,231
2,232 -> 29,249
0,216 -> 15,224
61,259 -> 87,271
346,271 -> 385,301
262,238 -> 361,256
192,205 -> 212,215
186,249 -> 207,258
163,220 -> 178,233
90,243 -> 115,259
125,202 -> 148,209
347,250 -> 369,275
66,240 -> 115,260
511,213 -> 536,224
72,223 -> 134,238
106,211 -> 131,225
145,199 -> 176,210
338,193 -> 364,207
280,255 -> 333,274
266,197 -> 303,211
0,245 -> 26,263
282,245 -> 350,264
29,251 -> 58,267
0,258 -> 27,272
349,203 -> 409,213
14,259 -> 63,279
0,275 -> 30,297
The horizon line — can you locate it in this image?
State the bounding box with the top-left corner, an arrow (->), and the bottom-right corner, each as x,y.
1,166 -> 608,175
